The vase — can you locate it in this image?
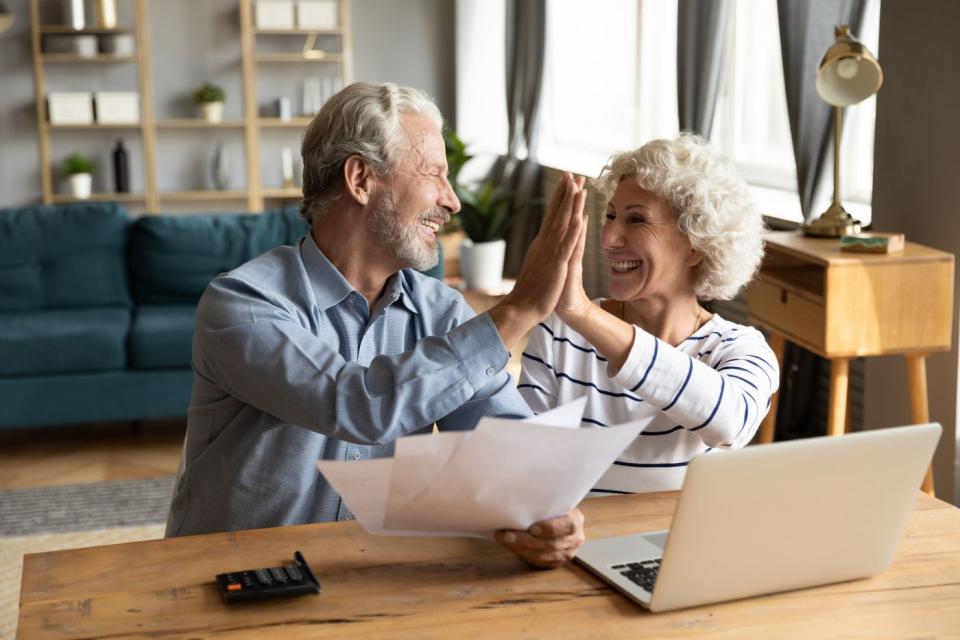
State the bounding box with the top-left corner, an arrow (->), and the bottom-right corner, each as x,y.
459,238 -> 506,292
68,173 -> 92,199
211,141 -> 231,191
199,101 -> 224,123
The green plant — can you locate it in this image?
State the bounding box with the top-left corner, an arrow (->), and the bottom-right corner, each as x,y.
63,153 -> 94,175
457,181 -> 514,243
192,82 -> 225,104
443,130 -> 514,242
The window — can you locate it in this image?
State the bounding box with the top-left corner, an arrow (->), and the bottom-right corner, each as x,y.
457,0 -> 881,225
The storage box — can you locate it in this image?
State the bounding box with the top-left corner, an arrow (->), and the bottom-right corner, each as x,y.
99,33 -> 136,56
256,0 -> 295,29
44,34 -> 98,57
297,0 -> 337,29
48,92 -> 94,125
94,92 -> 140,124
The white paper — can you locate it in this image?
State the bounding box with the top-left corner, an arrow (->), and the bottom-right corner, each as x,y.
315,399 -> 643,538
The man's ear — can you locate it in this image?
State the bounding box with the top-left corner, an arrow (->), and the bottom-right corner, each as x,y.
343,155 -> 375,206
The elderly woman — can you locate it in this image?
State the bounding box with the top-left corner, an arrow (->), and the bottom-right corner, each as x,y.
519,133 -> 779,493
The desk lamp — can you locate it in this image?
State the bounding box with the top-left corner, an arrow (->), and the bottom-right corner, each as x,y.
804,25 -> 883,237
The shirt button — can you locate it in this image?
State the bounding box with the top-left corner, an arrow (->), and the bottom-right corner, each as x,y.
485,366 -> 496,376
352,450 -> 362,460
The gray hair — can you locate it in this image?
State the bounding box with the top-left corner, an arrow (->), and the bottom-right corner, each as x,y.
300,81 -> 443,225
594,133 -> 765,301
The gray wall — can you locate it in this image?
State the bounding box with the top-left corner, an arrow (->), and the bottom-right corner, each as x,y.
866,0 -> 960,504
0,0 -> 454,208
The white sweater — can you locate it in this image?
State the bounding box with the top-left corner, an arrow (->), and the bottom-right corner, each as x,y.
518,305 -> 780,493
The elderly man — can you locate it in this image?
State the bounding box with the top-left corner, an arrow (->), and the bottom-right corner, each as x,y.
165,82 -> 588,568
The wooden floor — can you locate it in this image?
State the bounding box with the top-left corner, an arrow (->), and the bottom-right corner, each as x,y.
0,420 -> 186,491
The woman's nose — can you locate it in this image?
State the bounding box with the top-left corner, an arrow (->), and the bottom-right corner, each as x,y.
601,222 -> 624,250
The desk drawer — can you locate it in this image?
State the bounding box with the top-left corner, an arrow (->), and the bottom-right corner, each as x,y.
748,278 -> 825,350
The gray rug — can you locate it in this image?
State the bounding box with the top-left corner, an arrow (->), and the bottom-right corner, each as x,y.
0,476 -> 175,536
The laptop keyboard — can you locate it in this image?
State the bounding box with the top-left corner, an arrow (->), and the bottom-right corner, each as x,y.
611,559 -> 661,593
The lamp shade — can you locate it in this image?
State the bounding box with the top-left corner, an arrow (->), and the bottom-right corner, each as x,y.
815,25 -> 883,107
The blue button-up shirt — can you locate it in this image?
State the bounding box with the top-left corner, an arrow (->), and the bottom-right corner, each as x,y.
166,235 -> 530,536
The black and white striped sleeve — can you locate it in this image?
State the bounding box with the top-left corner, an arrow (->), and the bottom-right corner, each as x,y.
518,319 -> 561,414
609,325 -> 780,448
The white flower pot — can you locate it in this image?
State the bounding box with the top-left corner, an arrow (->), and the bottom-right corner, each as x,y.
199,101 -> 224,123
459,238 -> 506,292
68,173 -> 92,199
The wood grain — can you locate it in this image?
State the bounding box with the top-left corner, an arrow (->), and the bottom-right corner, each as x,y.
18,492 -> 960,639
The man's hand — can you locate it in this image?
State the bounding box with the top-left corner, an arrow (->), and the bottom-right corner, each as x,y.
555,201 -> 593,323
488,173 -> 587,348
495,509 -> 585,569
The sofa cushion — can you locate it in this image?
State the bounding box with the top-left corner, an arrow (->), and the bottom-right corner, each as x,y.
129,208 -> 308,305
0,202 -> 131,311
129,304 -> 196,370
0,307 -> 130,376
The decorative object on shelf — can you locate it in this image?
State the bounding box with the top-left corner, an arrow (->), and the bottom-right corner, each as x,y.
281,147 -> 294,188
93,0 -> 117,29
277,96 -> 291,121
193,82 -> 225,123
296,0 -> 337,29
94,91 -> 139,124
48,92 -> 93,124
301,78 -> 321,116
62,0 -> 84,30
804,25 -> 883,238
99,33 -> 135,56
839,231 -> 905,254
112,139 -> 129,193
210,140 -> 232,191
63,153 -> 94,199
256,0 -> 294,29
44,33 -> 98,57
0,1 -> 14,33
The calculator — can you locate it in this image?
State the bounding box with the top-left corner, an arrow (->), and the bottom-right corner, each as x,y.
215,550 -> 321,604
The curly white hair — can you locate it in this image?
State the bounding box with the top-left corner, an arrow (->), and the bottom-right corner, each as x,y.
593,133 -> 765,301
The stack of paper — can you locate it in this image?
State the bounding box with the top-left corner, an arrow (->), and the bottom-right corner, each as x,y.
316,399 -> 646,538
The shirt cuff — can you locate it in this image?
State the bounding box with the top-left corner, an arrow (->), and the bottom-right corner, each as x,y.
608,324 -> 654,389
446,312 -> 510,392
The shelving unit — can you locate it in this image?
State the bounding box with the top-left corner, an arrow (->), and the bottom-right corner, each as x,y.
29,0 -> 353,213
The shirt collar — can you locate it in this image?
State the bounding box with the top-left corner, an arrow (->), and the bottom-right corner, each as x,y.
300,233 -> 420,315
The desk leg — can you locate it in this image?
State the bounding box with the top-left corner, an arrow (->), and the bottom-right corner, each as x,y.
758,333 -> 785,444
827,358 -> 850,437
905,354 -> 935,496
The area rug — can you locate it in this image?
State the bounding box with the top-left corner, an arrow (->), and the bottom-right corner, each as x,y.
0,475 -> 175,537
0,477 -> 175,638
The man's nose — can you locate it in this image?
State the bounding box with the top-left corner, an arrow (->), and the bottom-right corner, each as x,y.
440,177 -> 461,214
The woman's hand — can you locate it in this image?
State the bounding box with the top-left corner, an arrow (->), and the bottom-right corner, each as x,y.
555,200 -> 593,324
495,509 -> 585,569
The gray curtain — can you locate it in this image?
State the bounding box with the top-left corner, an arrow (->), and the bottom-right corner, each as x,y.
773,0 -> 868,440
777,0 -> 867,219
677,0 -> 733,139
495,0 -> 547,277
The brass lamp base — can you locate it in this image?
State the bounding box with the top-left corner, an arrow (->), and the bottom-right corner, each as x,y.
803,202 -> 861,237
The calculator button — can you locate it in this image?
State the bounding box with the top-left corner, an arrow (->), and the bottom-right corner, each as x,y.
255,569 -> 273,585
284,565 -> 303,582
227,583 -> 243,592
269,567 -> 288,583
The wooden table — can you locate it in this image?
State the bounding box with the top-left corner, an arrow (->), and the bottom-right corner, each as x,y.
18,491 -> 960,639
748,231 -> 954,493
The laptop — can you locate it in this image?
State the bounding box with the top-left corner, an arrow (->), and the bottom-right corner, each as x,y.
575,423 -> 941,612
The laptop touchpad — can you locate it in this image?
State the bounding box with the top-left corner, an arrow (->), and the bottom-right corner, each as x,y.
642,531 -> 669,551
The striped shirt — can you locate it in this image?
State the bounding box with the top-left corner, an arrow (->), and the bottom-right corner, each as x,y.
518,304 -> 779,493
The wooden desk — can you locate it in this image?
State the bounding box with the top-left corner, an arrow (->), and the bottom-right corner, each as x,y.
748,231 -> 954,493
18,492 -> 960,639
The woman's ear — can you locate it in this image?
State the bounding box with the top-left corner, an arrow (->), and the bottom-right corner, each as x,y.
686,248 -> 704,268
343,155 -> 374,206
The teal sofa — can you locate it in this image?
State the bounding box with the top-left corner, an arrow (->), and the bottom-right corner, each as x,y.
0,202 -> 443,429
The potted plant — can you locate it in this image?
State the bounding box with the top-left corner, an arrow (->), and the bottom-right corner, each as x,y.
193,82 -> 225,123
443,130 -> 515,290
457,181 -> 513,291
63,153 -> 94,199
